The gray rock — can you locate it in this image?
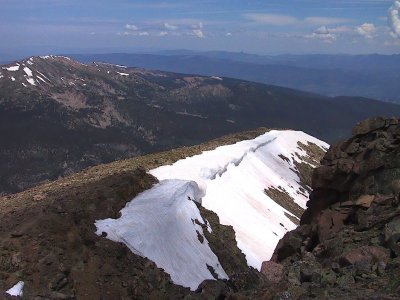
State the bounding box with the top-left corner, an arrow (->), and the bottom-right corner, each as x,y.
385,217 -> 400,257
352,117 -> 386,136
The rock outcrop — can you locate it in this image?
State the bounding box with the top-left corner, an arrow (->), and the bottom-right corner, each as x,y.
261,117 -> 400,299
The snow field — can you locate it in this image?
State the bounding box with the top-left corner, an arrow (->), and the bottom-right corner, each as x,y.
95,130 -> 328,289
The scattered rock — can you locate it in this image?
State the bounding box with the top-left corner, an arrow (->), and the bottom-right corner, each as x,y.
385,217 -> 400,257
260,261 -> 284,283
340,246 -> 390,271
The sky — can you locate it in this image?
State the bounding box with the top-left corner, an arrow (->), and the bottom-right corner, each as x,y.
0,0 -> 400,57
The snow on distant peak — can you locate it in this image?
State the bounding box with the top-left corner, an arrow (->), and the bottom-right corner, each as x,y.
117,72 -> 129,76
37,71 -> 51,83
23,67 -> 33,77
26,77 -> 36,86
96,130 -> 328,289
95,179 -> 228,290
40,55 -> 72,61
3,64 -> 20,71
6,281 -> 24,297
23,67 -> 36,85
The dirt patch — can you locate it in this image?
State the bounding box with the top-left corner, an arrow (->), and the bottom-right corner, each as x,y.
297,141 -> 327,167
292,141 -> 327,192
264,186 -> 304,220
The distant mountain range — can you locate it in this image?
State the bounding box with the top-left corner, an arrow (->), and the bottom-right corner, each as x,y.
70,51 -> 400,103
1,55 -> 400,194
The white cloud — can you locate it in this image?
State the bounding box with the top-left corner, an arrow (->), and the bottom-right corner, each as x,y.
304,17 -> 352,26
125,24 -> 138,31
192,29 -> 205,38
120,30 -> 149,36
226,32 -> 232,36
245,14 -> 352,26
388,0 -> 400,38
329,25 -> 353,33
158,31 -> 168,36
164,23 -> 178,30
245,13 -> 298,25
356,23 -> 377,38
306,26 -> 337,43
190,22 -> 203,29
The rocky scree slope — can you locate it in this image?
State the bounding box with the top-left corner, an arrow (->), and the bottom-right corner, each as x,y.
0,128 -> 325,299
1,56 -> 400,195
257,117 -> 400,299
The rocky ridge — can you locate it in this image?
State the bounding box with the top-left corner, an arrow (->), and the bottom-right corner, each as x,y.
0,128 -> 324,300
1,56 -> 400,195
259,117 -> 400,299
2,117 -> 399,299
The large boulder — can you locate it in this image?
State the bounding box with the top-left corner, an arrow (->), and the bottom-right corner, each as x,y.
260,261 -> 284,284
352,117 -> 386,136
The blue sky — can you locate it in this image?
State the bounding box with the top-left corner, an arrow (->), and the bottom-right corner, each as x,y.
1,0 -> 399,57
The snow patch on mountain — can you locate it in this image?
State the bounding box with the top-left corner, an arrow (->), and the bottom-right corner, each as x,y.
150,130 -> 328,269
3,64 -> 20,71
95,179 -> 228,290
95,130 -> 328,289
40,55 -> 71,60
37,75 -> 47,83
37,71 -> 51,82
23,67 -> 33,77
26,77 -> 36,86
6,281 -> 24,297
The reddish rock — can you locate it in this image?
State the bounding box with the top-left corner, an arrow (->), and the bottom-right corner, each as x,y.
355,194 -> 375,208
260,261 -> 284,284
317,209 -> 350,242
340,246 -> 390,268
312,165 -> 337,188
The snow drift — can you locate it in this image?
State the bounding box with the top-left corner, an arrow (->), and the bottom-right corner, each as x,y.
96,130 -> 328,290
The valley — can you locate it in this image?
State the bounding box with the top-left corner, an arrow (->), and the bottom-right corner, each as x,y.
1,56 -> 399,195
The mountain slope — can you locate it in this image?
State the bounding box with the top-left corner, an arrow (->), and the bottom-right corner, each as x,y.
96,130 -> 328,291
1,55 -> 399,195
0,128 -> 326,299
71,52 -> 400,103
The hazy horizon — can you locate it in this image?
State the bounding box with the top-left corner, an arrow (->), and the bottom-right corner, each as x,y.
1,0 -> 400,60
